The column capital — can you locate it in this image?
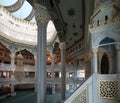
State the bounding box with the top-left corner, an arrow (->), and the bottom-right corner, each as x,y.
34,3 -> 50,24
108,52 -> 113,58
115,44 -> 120,51
84,55 -> 91,62
59,42 -> 66,50
92,48 -> 98,54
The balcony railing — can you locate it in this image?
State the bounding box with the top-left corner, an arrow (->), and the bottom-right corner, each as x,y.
24,65 -> 36,71
14,77 -> 35,84
0,63 -> 11,71
0,78 -> 11,85
0,63 -> 74,71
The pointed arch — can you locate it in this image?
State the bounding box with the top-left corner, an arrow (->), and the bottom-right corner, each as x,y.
101,53 -> 109,74
16,49 -> 35,66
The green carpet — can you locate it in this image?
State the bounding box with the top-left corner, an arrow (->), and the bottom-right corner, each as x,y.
0,90 -> 73,103
0,91 -> 62,103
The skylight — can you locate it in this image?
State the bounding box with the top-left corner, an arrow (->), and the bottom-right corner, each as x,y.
0,0 -> 36,22
0,0 -> 17,6
0,0 -> 57,44
12,1 -> 32,19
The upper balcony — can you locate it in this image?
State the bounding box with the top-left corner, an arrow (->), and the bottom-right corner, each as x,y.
0,5 -> 57,46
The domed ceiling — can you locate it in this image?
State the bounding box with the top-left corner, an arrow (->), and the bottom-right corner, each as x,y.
0,0 -> 95,51
0,0 -> 57,44
0,0 -> 35,22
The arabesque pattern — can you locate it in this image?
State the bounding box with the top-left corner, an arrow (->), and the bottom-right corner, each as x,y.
98,79 -> 120,101
71,86 -> 88,103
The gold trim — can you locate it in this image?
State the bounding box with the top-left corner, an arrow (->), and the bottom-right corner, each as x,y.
101,5 -> 119,12
91,5 -> 119,19
90,23 -> 120,32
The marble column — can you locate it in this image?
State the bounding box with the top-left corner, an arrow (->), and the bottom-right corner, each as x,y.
92,48 -> 98,73
84,54 -> 91,78
59,42 -> 66,103
10,53 -> 16,96
34,55 -> 37,91
115,44 -> 120,73
34,3 -> 50,103
108,53 -> 114,73
51,54 -> 55,94
73,59 -> 78,89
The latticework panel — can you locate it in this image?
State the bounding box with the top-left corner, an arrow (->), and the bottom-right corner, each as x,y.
71,86 -> 88,103
98,79 -> 120,101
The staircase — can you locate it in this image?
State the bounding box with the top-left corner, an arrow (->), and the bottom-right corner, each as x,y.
64,74 -> 120,103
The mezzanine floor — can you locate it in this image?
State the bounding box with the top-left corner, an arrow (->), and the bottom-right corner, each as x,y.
0,90 -> 71,103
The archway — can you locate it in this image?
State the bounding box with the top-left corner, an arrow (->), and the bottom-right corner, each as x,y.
101,53 -> 109,74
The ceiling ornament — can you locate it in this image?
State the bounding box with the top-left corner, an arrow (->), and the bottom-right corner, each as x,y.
65,22 -> 68,26
69,37 -> 72,41
72,23 -> 76,28
80,25 -> 83,29
67,8 -> 76,17
74,40 -> 77,43
73,32 -> 78,36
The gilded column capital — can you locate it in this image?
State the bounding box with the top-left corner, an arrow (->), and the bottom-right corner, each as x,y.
84,55 -> 91,62
59,42 -> 66,50
115,44 -> 120,51
92,48 -> 98,54
108,52 -> 113,58
34,3 -> 50,24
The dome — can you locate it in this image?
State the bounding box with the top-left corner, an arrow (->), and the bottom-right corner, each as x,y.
0,0 -> 35,22
17,53 -> 23,59
0,0 -> 57,44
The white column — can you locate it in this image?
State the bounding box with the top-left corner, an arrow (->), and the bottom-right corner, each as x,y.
34,55 -> 37,91
59,42 -> 66,103
51,54 -> 55,94
92,48 -> 98,73
115,44 -> 120,73
34,3 -> 50,103
10,53 -> 16,96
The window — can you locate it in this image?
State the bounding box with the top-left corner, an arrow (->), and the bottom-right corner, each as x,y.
69,72 -> 73,78
47,72 -> 52,78
77,70 -> 85,78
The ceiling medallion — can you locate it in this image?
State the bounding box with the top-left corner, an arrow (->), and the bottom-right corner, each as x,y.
73,32 -> 78,36
73,23 -> 76,28
67,8 -> 76,17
